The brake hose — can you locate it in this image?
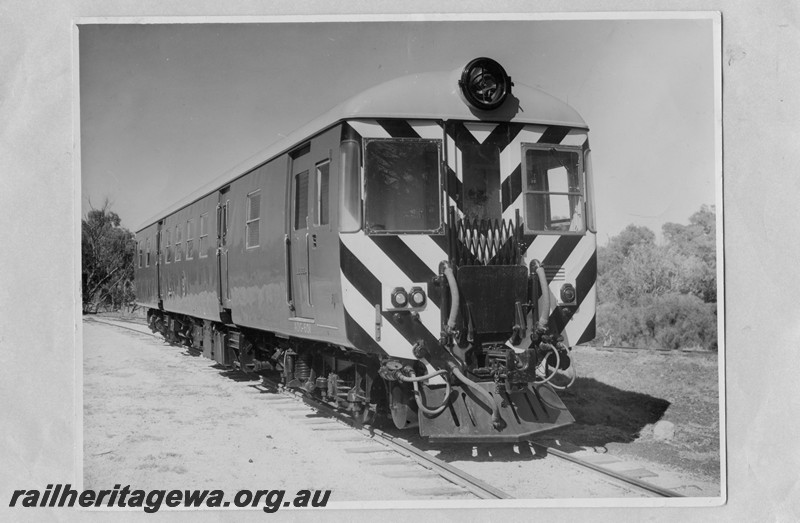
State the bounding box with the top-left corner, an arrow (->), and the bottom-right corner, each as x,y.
442,261 -> 459,333
397,369 -> 451,416
533,343 -> 561,385
532,259 -> 550,329
548,356 -> 578,390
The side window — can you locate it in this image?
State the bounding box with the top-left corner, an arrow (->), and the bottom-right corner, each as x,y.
522,146 -> 585,234
138,241 -> 143,268
294,171 -> 309,230
217,199 -> 230,247
199,212 -> 208,258
175,224 -> 182,262
165,228 -> 172,263
246,190 -> 261,249
339,139 -> 361,232
186,219 -> 194,260
584,148 -> 596,232
316,161 -> 330,226
145,238 -> 151,267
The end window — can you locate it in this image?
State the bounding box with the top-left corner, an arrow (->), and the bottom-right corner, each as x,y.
364,138 -> 442,233
461,143 -> 501,222
522,146 -> 585,234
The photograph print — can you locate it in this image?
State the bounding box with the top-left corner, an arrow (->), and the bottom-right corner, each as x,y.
79,15 -> 722,508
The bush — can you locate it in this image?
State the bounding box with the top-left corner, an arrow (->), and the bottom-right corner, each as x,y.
645,294 -> 717,351
596,294 -> 717,351
594,206 -> 718,350
601,243 -> 681,305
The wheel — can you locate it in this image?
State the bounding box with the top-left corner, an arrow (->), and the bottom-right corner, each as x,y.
389,383 -> 418,429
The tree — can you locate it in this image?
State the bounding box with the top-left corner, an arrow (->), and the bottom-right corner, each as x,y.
598,224 -> 657,303
595,206 -> 718,350
663,204 -> 716,265
82,201 -> 136,313
662,205 -> 717,302
605,242 -> 681,304
598,224 -> 656,275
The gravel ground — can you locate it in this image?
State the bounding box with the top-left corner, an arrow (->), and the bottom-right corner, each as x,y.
538,345 -> 722,495
83,319 -> 470,503
83,317 -> 720,504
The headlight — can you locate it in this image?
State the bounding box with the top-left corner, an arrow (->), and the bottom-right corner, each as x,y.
409,287 -> 426,307
459,57 -> 513,111
391,287 -> 409,308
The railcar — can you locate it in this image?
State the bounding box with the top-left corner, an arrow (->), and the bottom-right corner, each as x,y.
135,58 -> 596,442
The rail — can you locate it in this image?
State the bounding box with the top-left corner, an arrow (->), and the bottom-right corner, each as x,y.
529,442 -> 684,498
259,375 -> 512,500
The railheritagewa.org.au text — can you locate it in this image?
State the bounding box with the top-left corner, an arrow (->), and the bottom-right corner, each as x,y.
9,484 -> 331,513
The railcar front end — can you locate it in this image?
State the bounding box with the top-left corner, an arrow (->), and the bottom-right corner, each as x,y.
331,59 -> 597,441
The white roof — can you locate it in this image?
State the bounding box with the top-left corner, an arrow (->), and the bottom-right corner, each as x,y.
137,67 -> 587,232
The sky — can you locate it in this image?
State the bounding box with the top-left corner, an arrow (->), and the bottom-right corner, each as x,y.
79,17 -> 717,242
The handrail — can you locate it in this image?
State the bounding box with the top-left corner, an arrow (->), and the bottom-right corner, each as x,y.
284,234 -> 294,311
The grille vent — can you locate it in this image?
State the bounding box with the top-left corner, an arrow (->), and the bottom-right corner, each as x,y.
544,266 -> 566,282
454,217 -> 522,266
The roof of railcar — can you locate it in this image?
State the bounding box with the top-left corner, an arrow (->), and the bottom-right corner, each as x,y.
137,68 -> 588,232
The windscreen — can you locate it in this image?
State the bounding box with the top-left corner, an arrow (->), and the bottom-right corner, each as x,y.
460,143 -> 501,222
364,139 -> 441,233
523,147 -> 585,233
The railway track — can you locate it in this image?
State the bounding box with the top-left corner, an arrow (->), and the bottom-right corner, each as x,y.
86,316 -> 685,500
527,442 -> 684,498
257,374 -> 511,500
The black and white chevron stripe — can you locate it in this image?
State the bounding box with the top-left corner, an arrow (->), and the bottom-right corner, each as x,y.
340,233 -> 448,360
525,234 -> 597,345
340,118 -> 595,357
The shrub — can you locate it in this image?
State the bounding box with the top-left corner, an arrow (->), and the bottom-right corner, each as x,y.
645,293 -> 717,351
596,294 -> 717,351
594,206 -> 718,350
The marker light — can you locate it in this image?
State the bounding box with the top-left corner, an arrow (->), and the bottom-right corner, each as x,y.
409,287 -> 427,308
560,283 -> 577,305
391,288 -> 409,308
459,57 -> 513,111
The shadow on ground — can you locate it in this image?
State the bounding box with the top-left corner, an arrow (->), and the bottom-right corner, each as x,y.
419,376 -> 670,463
214,365 -> 264,383
549,376 -> 671,447
174,347 -> 266,383
183,353 -> 671,465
